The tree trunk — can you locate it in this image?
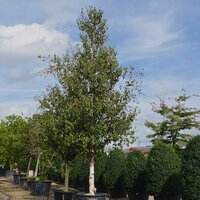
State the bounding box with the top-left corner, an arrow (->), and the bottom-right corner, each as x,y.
34,152 -> 40,177
64,161 -> 69,191
89,157 -> 96,195
27,156 -> 32,174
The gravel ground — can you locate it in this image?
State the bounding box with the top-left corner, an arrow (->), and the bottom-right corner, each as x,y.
0,191 -> 9,200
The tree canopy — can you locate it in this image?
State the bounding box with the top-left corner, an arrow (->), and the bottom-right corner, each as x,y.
145,92 -> 200,148
0,115 -> 27,169
39,6 -> 140,160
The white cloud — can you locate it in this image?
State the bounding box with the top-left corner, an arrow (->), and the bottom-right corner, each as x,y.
127,16 -> 181,52
110,8 -> 183,60
144,75 -> 199,98
0,23 -> 71,64
0,100 -> 38,119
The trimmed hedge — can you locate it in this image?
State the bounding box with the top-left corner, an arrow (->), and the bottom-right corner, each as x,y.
94,152 -> 107,191
146,142 -> 182,197
103,148 -> 126,189
70,155 -> 89,190
123,150 -> 146,192
182,135 -> 200,200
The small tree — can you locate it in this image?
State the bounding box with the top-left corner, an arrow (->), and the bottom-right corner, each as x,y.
39,6 -> 140,194
182,135 -> 200,200
25,114 -> 47,177
145,92 -> 200,148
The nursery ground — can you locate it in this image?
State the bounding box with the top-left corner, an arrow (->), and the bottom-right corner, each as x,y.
0,176 -> 154,200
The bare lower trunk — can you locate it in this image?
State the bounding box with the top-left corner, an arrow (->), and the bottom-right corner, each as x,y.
64,161 -> 69,191
27,156 -> 32,174
9,161 -> 12,171
89,157 -> 96,195
34,153 -> 40,177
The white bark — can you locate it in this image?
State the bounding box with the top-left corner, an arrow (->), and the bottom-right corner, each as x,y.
89,157 -> 96,195
64,161 -> 69,191
27,156 -> 32,174
34,152 -> 40,177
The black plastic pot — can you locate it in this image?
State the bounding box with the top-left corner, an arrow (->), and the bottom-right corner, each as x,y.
75,192 -> 107,200
14,173 -> 27,185
128,191 -> 149,200
0,167 -> 5,176
19,177 -> 28,188
108,188 -> 127,198
28,180 -> 52,196
13,174 -> 19,184
5,170 -> 14,178
154,195 -> 180,200
54,190 -> 78,200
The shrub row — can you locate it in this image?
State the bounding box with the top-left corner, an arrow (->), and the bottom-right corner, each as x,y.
69,136 -> 200,200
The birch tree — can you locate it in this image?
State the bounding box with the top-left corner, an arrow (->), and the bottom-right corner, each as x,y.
39,6 -> 140,194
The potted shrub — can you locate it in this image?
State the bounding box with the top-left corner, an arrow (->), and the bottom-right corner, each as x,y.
103,149 -> 127,198
28,174 -> 52,196
27,154 -> 53,196
24,114 -> 52,196
123,150 -> 148,200
146,142 -> 182,200
182,135 -> 200,200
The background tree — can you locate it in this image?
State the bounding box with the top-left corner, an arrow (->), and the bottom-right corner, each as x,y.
0,115 -> 27,170
182,135 -> 200,200
145,92 -> 200,148
25,114 -> 48,177
39,6 -> 140,194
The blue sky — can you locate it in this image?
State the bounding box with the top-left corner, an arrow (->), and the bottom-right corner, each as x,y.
0,0 -> 199,146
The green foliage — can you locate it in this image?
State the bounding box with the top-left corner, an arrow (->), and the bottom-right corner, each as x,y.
39,148 -> 64,180
103,149 -> 126,189
146,92 -> 200,148
70,155 -> 89,188
146,142 -> 182,196
25,114 -> 47,157
94,152 -> 108,185
0,115 -> 27,169
70,152 -> 107,190
39,6 -> 140,162
182,135 -> 200,200
38,173 -> 48,181
123,150 -> 146,192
